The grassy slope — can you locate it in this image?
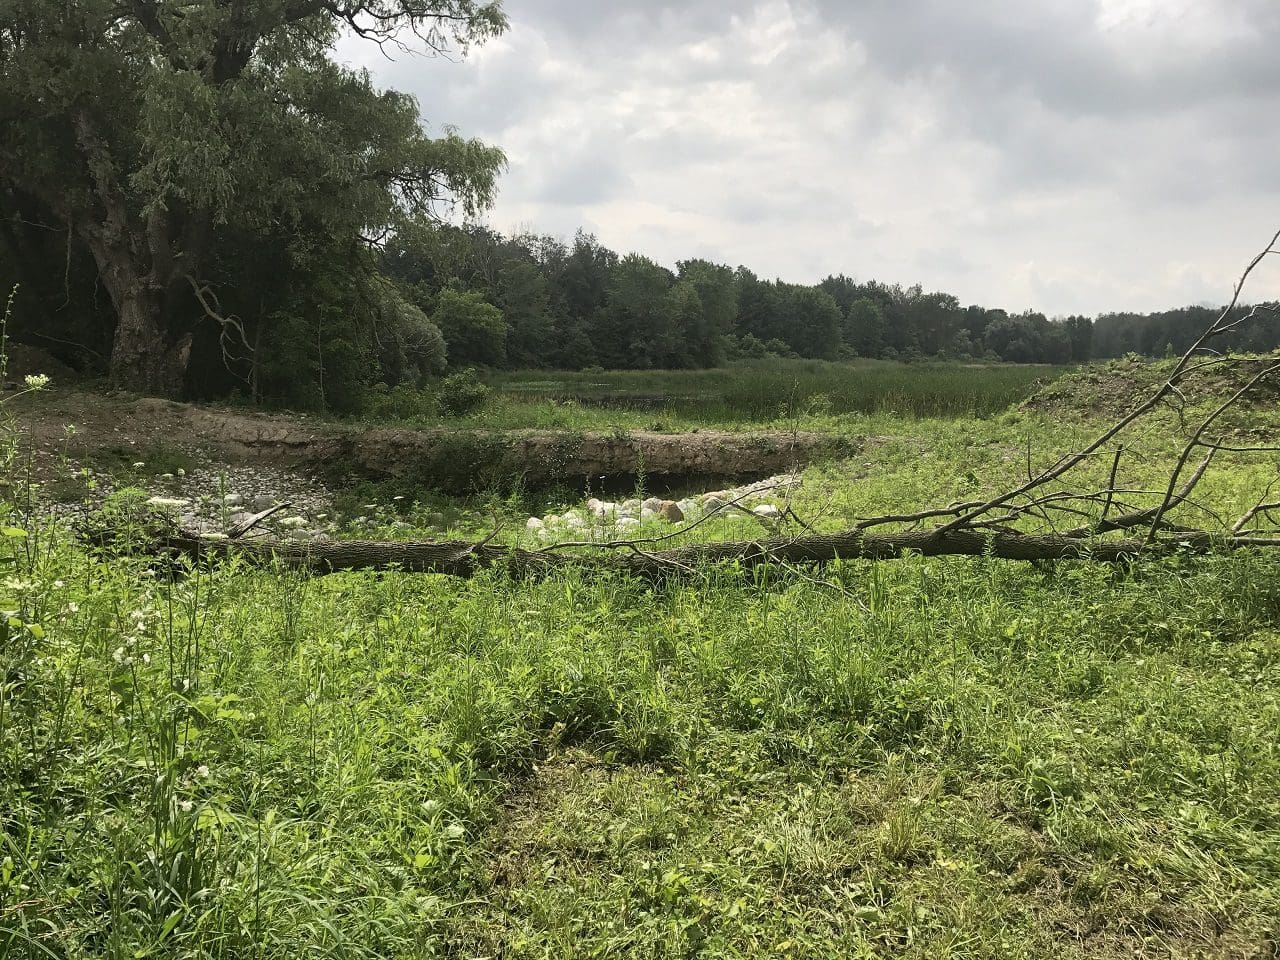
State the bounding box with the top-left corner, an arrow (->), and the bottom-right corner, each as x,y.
4,374 -> 1280,958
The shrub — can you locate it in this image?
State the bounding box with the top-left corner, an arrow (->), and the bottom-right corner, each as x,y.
363,383 -> 437,421
436,368 -> 491,418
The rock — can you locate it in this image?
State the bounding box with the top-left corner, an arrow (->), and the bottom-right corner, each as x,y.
588,499 -> 617,519
642,497 -> 664,512
703,496 -> 725,512
279,515 -> 308,529
249,494 -> 276,512
658,500 -> 684,523
753,504 -> 782,519
222,493 -> 243,506
526,517 -> 545,531
615,517 -> 640,531
640,507 -> 656,520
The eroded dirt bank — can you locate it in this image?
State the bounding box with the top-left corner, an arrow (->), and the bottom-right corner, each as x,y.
15,392 -> 862,492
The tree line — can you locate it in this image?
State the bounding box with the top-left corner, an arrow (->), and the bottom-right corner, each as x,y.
3,0 -> 1277,413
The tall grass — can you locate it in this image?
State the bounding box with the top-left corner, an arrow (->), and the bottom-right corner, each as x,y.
491,358 -> 1062,422
3,527 -> 1280,957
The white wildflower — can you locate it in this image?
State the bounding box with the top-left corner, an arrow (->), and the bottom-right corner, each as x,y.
23,373 -> 50,390
142,653 -> 151,665
178,799 -> 194,813
196,764 -> 210,779
112,646 -> 126,664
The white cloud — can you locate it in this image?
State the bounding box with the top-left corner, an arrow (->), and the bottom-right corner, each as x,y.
335,0 -> 1280,314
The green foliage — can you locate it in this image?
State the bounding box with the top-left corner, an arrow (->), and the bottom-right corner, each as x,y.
490,358 -> 1059,425
0,0 -> 507,394
436,367 -> 492,417
433,289 -> 507,367
9,378 -> 1280,955
364,383 -> 439,422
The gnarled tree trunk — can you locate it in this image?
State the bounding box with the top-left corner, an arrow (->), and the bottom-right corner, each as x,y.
106,277 -> 191,397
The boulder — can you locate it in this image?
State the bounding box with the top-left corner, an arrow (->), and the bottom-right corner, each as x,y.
753,504 -> 782,519
658,500 -> 685,523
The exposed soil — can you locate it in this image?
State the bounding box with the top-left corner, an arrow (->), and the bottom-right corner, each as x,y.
12,389 -> 864,493
1021,352 -> 1280,420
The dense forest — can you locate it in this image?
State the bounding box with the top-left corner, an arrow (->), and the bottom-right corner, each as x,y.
2,0 -> 1278,413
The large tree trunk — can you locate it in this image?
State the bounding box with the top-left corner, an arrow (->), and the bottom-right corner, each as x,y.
128,527 -> 1227,583
109,280 -> 191,396
85,235 -> 191,397
71,109 -> 193,398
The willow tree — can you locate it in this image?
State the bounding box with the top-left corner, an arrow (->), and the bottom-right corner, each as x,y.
0,0 -> 506,395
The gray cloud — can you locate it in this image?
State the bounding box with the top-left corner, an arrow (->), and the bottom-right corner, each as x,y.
337,0 -> 1280,315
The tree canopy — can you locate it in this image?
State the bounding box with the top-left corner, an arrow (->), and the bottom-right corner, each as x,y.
3,2 -> 1278,411
0,0 -> 506,394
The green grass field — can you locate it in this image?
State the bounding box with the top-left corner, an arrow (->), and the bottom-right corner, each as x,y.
4,364 -> 1280,959
362,359 -> 1065,433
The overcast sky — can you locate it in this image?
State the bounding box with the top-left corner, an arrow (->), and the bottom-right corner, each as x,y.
337,0 -> 1280,316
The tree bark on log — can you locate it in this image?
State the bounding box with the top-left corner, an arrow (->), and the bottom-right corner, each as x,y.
148,527 -> 1226,582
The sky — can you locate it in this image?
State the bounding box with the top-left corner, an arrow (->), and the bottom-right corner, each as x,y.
336,0 -> 1280,317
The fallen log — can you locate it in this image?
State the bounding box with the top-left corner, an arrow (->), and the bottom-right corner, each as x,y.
145,526 -> 1230,582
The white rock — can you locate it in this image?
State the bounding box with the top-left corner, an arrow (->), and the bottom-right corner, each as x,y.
642,497 -> 663,512
526,517 -> 545,530
222,493 -> 243,506
753,504 -> 782,519
640,507 -> 657,520
615,517 -> 640,531
279,516 -> 308,529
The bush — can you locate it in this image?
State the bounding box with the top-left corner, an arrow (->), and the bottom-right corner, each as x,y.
436,368 -> 491,417
363,383 -> 436,421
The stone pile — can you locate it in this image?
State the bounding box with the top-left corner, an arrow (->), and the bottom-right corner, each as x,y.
522,473 -> 800,543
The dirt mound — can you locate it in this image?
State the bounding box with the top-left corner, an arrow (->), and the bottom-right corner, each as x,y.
1021,353 -> 1280,420
13,391 -> 862,494
4,342 -> 79,386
